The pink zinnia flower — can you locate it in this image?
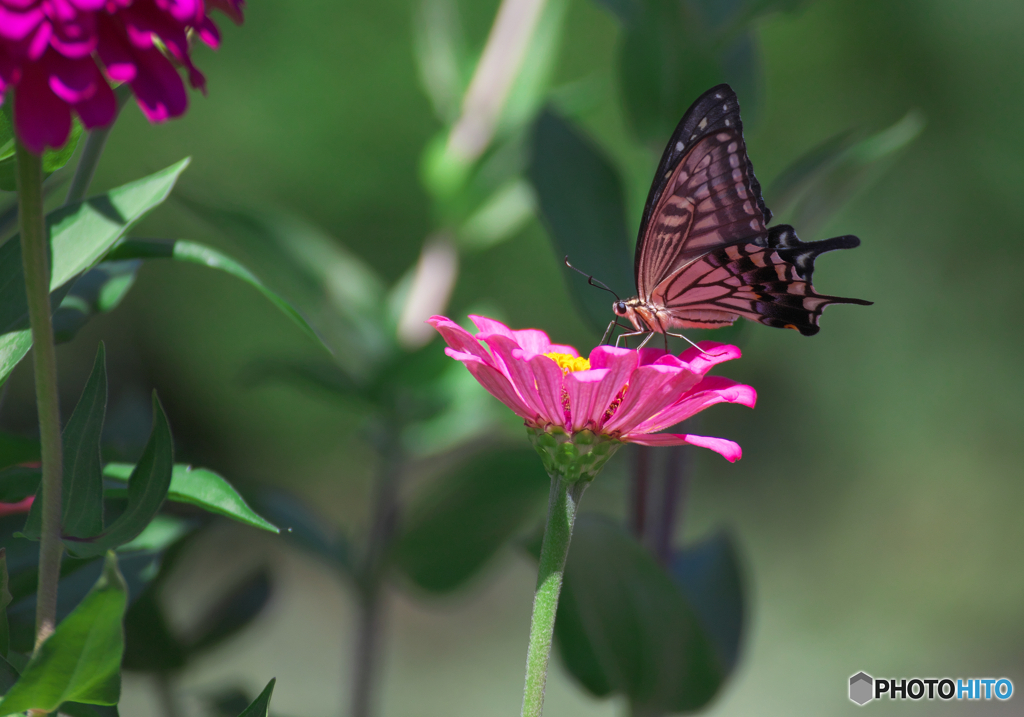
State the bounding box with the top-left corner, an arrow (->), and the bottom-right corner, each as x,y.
429,315 -> 755,478
0,0 -> 245,154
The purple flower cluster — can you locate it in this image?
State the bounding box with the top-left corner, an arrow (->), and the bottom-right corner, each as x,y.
0,0 -> 244,154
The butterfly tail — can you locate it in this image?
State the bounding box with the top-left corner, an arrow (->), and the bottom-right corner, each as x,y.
758,225 -> 865,283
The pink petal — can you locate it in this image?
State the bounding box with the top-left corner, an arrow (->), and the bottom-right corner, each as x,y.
128,45 -> 187,122
637,347 -> 672,367
586,346 -> 637,430
49,6 -> 97,57
468,314 -> 517,341
195,14 -> 220,48
678,341 -> 742,377
601,364 -> 698,435
25,18 -> 52,59
631,377 -> 757,434
481,335 -> 547,418
0,495 -> 34,516
14,63 -> 72,153
527,354 -> 569,429
68,0 -> 107,10
565,368 -> 609,432
447,351 -> 536,421
428,316 -> 495,367
625,433 -> 743,462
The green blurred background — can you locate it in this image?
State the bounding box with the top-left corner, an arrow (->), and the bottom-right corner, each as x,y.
4,0 -> 1023,714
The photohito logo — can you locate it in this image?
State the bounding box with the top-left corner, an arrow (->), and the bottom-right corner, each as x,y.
848,672 -> 1013,705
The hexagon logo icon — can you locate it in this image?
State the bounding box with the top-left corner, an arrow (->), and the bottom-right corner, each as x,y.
850,672 -> 874,705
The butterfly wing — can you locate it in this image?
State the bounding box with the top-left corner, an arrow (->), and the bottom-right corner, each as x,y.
652,225 -> 873,336
635,84 -> 772,297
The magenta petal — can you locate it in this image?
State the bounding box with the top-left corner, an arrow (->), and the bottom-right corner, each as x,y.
96,14 -> 137,82
527,354 -> 568,429
209,0 -> 245,25
14,64 -> 72,153
49,9 -> 97,58
602,365 -> 696,434
482,335 -> 547,418
0,6 -> 44,41
195,14 -> 220,48
129,45 -> 187,122
631,378 -> 757,434
626,433 -> 743,462
68,0 -> 107,10
678,341 -> 742,376
428,316 -> 495,367
447,351 -> 536,421
73,68 -> 116,128
565,368 -> 609,431
469,314 -> 516,341
586,346 -> 637,430
47,53 -> 97,103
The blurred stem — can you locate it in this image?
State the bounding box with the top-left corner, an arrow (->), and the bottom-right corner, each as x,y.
350,425 -> 404,717
521,476 -> 587,717
630,444 -> 649,539
653,446 -> 689,567
15,141 -> 64,651
64,84 -> 132,205
447,0 -> 548,162
155,672 -> 182,717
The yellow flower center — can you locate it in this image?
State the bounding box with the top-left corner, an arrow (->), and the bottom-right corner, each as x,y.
544,352 -> 591,374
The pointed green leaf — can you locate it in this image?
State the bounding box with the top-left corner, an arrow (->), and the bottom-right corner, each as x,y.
52,261 -> 142,344
528,109 -> 633,335
103,463 -> 279,534
237,678 -> 275,717
61,343 -> 108,538
0,548 -> 11,658
0,553 -> 126,713
66,394 -> 173,558
0,159 -> 191,385
0,653 -> 17,694
393,449 -> 549,593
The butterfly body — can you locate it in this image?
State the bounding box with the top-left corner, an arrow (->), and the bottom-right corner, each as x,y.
614,84 -> 870,341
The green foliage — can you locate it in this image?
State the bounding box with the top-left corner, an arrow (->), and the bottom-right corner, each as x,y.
60,344 -> 108,539
0,434 -> 39,473
64,395 -> 174,558
0,549 -> 10,659
52,262 -> 141,344
0,109 -> 83,191
0,159 -> 190,385
551,516 -> 724,713
103,464 -> 279,534
393,448 -> 550,593
237,678 -> 276,717
528,109 -> 633,334
0,553 -> 126,713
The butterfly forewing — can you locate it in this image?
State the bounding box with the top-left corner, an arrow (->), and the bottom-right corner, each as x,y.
637,129 -> 770,297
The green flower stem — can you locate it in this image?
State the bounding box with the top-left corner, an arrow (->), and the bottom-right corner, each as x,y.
15,141 -> 64,650
64,84 -> 132,206
521,475 -> 587,717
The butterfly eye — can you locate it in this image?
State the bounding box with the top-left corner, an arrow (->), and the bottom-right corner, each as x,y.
614,301 -> 627,315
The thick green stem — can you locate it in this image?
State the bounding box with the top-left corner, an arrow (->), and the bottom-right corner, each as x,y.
521,476 -> 587,717
16,142 -> 64,650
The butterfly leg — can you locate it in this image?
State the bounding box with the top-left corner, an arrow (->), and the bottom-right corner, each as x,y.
666,332 -> 710,355
615,330 -> 650,348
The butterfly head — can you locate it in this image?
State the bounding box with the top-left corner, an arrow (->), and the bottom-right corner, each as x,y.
613,297 -> 658,334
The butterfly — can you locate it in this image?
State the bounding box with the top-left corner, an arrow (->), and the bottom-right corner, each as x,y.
608,83 -> 871,347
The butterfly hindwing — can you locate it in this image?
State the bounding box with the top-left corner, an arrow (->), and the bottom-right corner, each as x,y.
635,85 -> 772,296
652,225 -> 872,336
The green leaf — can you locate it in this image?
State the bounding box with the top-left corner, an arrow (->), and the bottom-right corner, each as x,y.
0,159 -> 191,385
552,515 -> 723,712
61,343 -> 108,538
237,678 -> 275,717
122,587 -> 186,672
393,448 -> 549,593
65,394 -> 173,558
671,531 -> 745,673
52,261 -> 142,343
103,463 -> 279,534
0,553 -> 126,713
0,466 -> 40,502
0,116 -> 83,191
0,548 -> 11,658
768,111 -> 925,234
0,432 -> 40,472
528,109 -> 633,335
0,654 -> 17,694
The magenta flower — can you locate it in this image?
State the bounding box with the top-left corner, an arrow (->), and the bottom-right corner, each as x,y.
0,0 -> 245,154
429,315 -> 756,471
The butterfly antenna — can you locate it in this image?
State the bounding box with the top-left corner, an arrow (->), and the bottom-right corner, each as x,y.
564,256 -> 620,300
